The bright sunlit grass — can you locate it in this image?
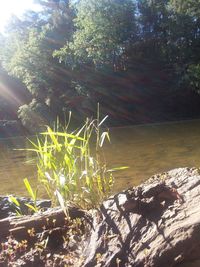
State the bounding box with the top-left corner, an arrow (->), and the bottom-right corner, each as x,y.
25,113 -> 115,210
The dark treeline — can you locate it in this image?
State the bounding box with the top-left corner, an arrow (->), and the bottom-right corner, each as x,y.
1,0 -> 200,132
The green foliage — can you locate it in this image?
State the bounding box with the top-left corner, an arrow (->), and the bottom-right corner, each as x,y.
170,0 -> 200,17
27,115 -> 115,209
1,29 -> 47,96
0,0 -> 76,129
8,178 -> 39,215
1,0 -> 200,126
136,0 -> 171,60
18,99 -> 52,132
8,196 -> 22,216
23,178 -> 39,213
185,64 -> 200,93
54,0 -> 136,69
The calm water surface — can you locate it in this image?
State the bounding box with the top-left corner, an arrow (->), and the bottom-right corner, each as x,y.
1,119 -> 200,196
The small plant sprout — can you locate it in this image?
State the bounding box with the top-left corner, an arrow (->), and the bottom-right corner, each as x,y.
23,178 -> 39,213
8,195 -> 22,216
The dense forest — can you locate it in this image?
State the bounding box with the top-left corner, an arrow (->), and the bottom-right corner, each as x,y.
1,0 -> 200,132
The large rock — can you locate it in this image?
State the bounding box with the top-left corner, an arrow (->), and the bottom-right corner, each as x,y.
83,167 -> 200,267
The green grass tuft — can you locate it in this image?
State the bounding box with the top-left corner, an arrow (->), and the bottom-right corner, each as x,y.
27,113 -> 114,209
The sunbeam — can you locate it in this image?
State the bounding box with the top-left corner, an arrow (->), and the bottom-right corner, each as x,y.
0,0 -> 41,33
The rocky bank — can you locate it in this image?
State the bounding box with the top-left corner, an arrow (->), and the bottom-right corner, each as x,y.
0,167 -> 200,266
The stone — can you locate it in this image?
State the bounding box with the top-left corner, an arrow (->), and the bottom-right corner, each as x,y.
83,167 -> 200,267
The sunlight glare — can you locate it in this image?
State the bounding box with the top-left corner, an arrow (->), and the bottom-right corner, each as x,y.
0,80 -> 22,106
0,0 -> 41,33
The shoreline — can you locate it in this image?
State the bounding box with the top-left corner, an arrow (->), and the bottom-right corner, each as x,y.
1,167 -> 200,267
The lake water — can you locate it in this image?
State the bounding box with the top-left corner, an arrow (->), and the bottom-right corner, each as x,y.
1,119 -> 200,196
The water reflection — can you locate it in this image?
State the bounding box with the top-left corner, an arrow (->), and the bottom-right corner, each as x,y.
106,119 -> 200,192
0,136 -> 37,196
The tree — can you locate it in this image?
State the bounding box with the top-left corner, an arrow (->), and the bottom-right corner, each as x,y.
0,0 -> 76,129
170,0 -> 200,18
136,0 -> 177,63
2,0 -> 200,131
18,99 -> 52,132
54,0 -> 136,70
168,0 -> 200,92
